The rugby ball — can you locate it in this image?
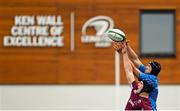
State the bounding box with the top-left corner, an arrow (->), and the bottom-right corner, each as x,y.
107,29 -> 126,42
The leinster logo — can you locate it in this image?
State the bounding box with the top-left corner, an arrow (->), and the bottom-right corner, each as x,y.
81,16 -> 114,47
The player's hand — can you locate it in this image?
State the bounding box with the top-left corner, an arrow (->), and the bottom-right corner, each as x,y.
125,39 -> 130,45
113,42 -> 122,53
121,41 -> 127,54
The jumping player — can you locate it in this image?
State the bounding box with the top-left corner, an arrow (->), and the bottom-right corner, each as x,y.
120,42 -> 154,110
113,41 -> 161,110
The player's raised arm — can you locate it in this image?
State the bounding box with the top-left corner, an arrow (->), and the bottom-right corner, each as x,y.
130,61 -> 141,78
121,43 -> 135,84
126,43 -> 143,68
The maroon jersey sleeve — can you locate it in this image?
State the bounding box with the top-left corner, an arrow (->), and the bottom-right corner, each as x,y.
131,81 -> 138,90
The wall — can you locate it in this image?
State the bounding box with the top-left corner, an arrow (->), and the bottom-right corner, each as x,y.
0,0 -> 180,84
0,85 -> 179,110
0,0 -> 180,110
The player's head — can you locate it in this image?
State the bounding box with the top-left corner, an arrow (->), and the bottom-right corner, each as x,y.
145,61 -> 161,76
136,79 -> 154,94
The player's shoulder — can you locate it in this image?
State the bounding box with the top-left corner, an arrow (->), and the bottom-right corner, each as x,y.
149,74 -> 158,81
141,73 -> 158,79
139,73 -> 158,85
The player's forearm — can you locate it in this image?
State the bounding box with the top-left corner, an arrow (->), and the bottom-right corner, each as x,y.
127,44 -> 139,61
126,43 -> 142,67
123,53 -> 132,74
123,52 -> 134,83
130,62 -> 141,78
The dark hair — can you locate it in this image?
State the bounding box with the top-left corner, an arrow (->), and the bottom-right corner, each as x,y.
149,61 -> 161,76
141,79 -> 154,93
